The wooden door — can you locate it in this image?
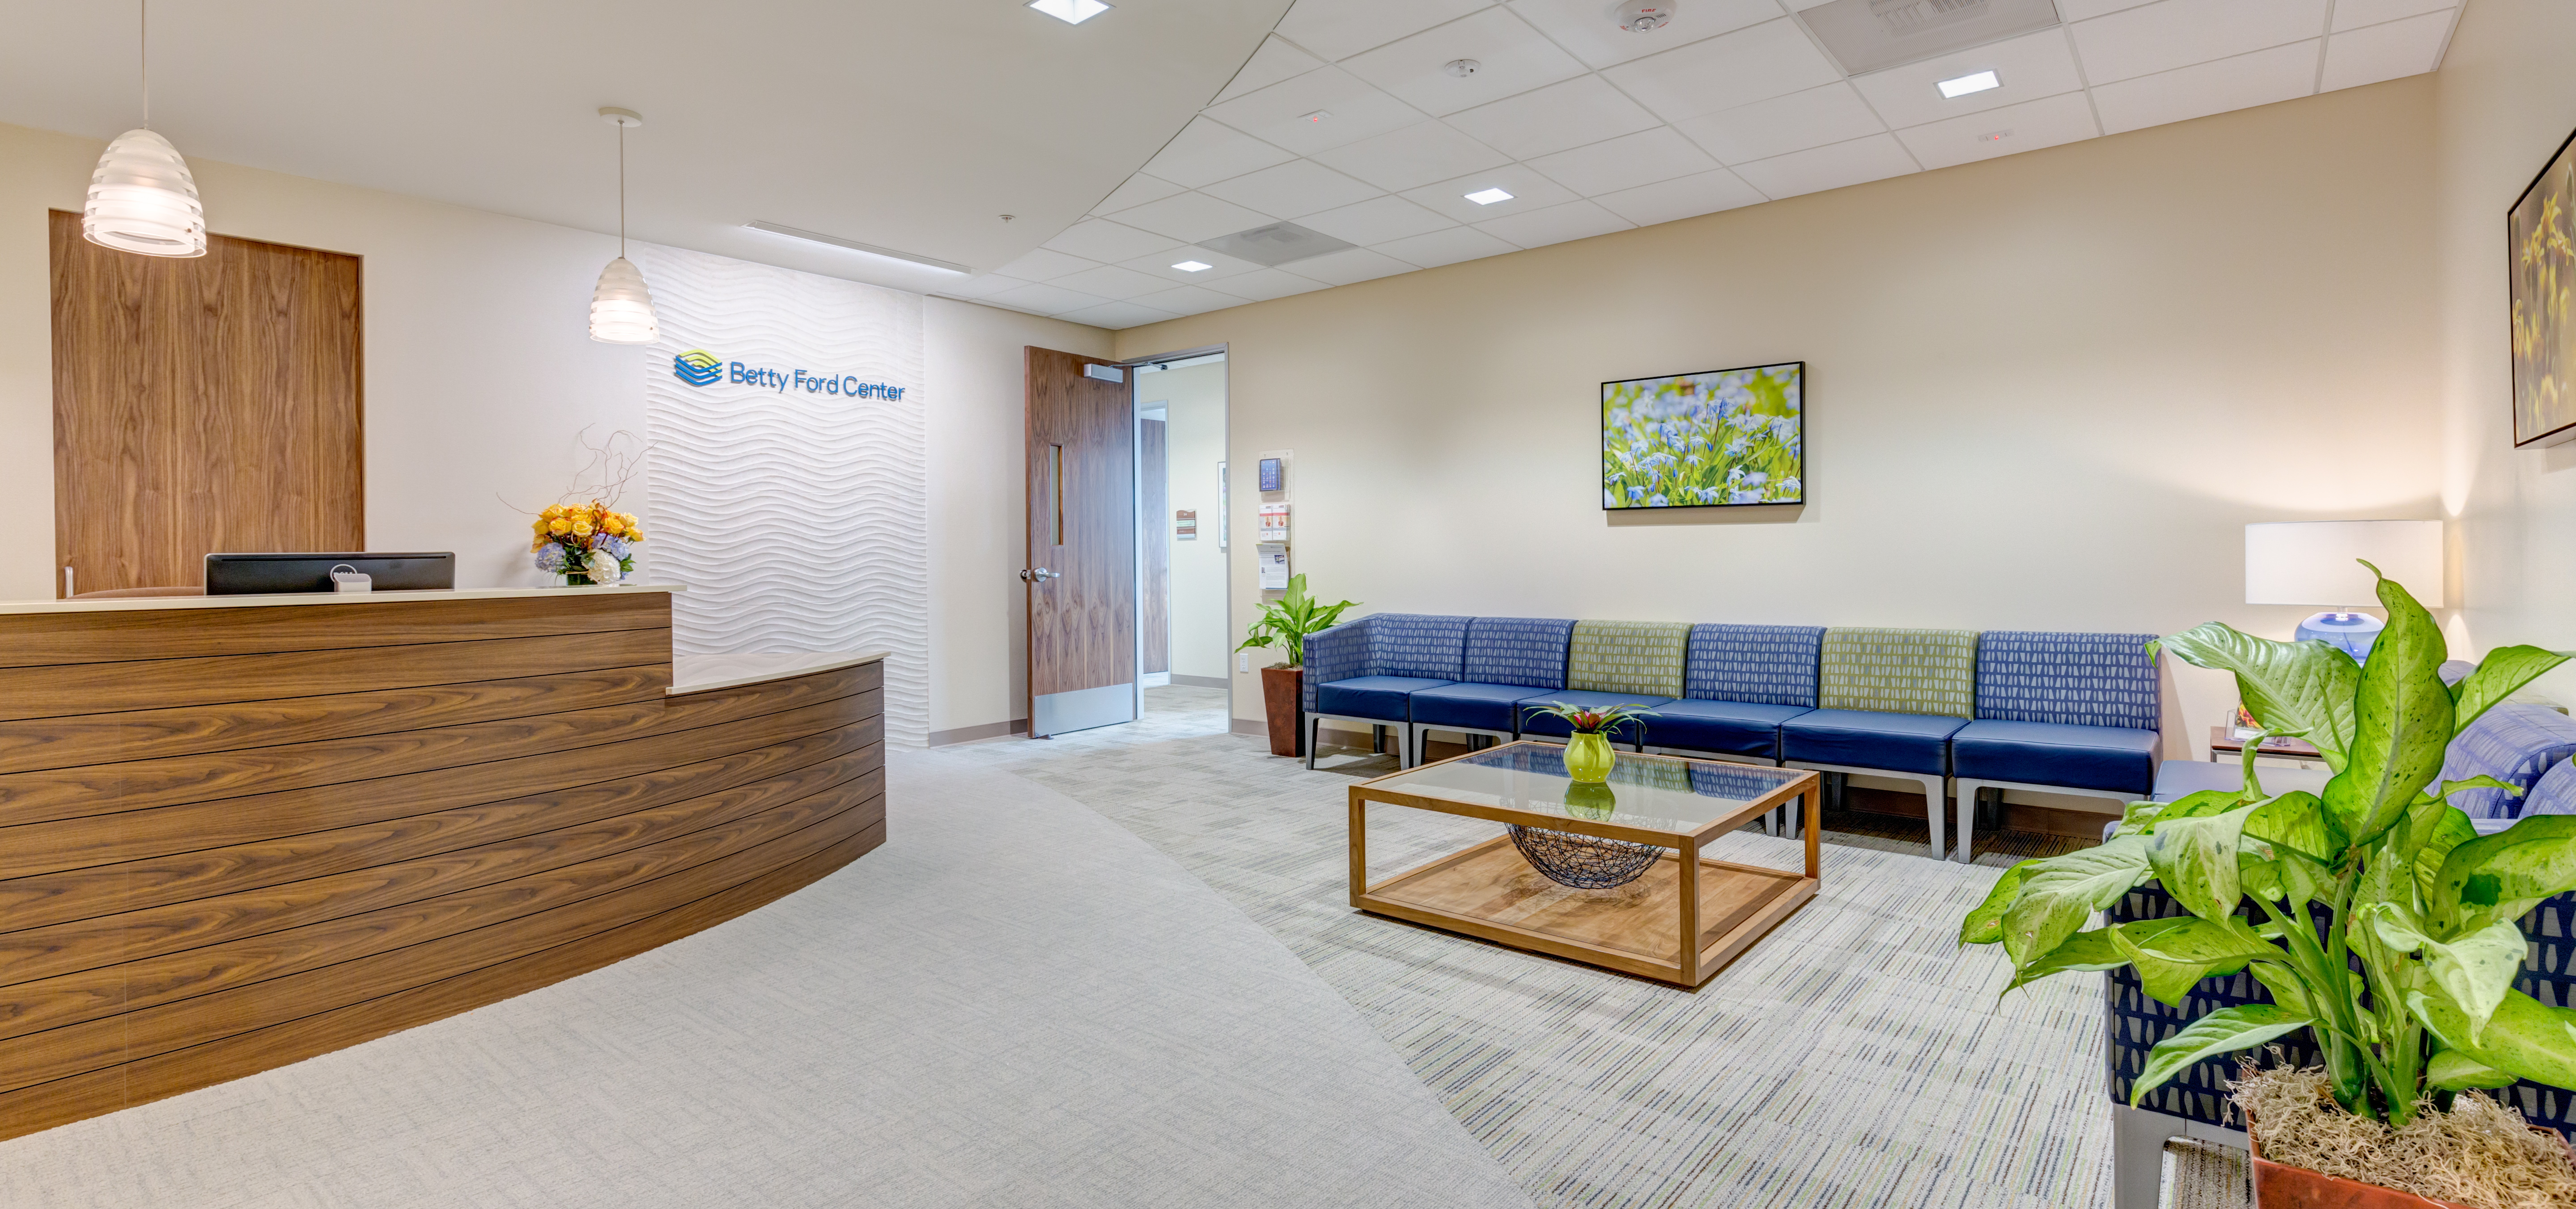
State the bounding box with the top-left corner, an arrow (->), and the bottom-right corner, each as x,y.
51,210 -> 363,597
1025,347 -> 1136,736
1139,414 -> 1169,678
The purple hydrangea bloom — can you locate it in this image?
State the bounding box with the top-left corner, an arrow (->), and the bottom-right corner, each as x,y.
533,543 -> 567,572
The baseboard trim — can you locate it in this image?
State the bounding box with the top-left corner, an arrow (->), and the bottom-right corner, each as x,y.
1230,718 -> 1268,737
928,718 -> 1029,747
1168,674 -> 1229,689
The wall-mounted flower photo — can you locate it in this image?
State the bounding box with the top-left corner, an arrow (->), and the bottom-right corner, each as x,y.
1602,362 -> 1804,510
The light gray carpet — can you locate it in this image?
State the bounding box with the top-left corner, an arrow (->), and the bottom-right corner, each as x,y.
0,748 -> 1533,1209
948,688 -> 2115,1209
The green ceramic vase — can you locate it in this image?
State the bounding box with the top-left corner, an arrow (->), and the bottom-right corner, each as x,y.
1563,731 -> 1616,783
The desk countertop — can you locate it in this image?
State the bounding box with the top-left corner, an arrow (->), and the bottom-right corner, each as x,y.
671,651 -> 889,695
0,583 -> 683,617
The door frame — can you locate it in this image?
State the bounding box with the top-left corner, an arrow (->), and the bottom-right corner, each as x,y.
1118,344 -> 1228,715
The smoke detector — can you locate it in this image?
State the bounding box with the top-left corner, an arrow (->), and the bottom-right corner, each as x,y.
1444,59 -> 1480,77
1619,1 -> 1675,32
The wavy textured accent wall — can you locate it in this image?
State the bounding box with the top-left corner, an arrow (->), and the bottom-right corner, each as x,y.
634,244 -> 929,745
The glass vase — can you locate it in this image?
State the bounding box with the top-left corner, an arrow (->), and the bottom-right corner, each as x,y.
1563,731 -> 1616,783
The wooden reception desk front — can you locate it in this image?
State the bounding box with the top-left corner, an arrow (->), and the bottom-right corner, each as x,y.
0,586 -> 885,1140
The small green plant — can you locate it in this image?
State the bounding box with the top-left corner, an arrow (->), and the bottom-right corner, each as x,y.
1520,701 -> 1657,735
1235,574 -> 1358,669
1960,563 -> 2576,1128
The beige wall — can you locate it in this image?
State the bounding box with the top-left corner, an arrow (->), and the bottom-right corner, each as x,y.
2436,0 -> 2576,703
1145,361 -> 1230,682
0,119 -> 1100,740
1112,80 -> 2449,748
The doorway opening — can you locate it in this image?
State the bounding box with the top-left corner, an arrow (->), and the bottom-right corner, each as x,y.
1132,348 -> 1229,701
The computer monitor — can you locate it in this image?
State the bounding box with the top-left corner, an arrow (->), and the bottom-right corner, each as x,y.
204,552 -> 457,595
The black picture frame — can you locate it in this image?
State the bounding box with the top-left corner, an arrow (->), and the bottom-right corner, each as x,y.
2509,121 -> 2576,448
1600,361 -> 1806,511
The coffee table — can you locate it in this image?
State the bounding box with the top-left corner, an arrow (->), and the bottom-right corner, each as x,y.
1348,742 -> 1821,988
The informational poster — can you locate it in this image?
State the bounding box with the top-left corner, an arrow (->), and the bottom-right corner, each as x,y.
1174,509 -> 1197,540
1257,542 -> 1289,590
1257,502 -> 1289,542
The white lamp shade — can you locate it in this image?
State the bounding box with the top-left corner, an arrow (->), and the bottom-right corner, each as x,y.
589,256 -> 658,344
83,128 -> 206,257
2245,520 -> 2444,609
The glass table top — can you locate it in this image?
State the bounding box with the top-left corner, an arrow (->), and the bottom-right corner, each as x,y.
1357,742 -> 1808,837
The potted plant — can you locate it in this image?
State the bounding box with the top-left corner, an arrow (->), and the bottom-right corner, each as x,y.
1960,564 -> 2576,1206
1519,702 -> 1657,783
1236,574 -> 1358,758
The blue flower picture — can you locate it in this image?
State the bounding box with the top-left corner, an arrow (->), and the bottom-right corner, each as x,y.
1601,362 -> 1804,510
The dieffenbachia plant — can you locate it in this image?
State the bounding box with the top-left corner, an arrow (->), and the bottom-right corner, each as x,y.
1959,563 -> 2576,1127
1235,573 -> 1358,669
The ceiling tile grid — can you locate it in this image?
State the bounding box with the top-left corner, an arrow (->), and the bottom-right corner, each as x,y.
942,0 -> 2465,328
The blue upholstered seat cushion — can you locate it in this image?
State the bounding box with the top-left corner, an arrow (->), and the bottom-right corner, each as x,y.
1511,690 -> 1674,741
1314,676 -> 1451,722
1410,682 -> 1542,732
2439,702 -> 2576,818
1952,719 -> 2159,795
1646,699 -> 1811,760
1781,709 -> 1968,776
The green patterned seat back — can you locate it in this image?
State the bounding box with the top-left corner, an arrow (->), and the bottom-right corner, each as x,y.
1566,620 -> 1689,698
1818,628 -> 1978,717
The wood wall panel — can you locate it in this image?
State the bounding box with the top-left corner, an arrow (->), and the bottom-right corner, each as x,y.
51,209 -> 363,597
0,594 -> 883,1140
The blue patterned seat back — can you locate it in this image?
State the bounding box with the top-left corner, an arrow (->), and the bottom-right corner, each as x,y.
1974,630 -> 2160,731
2106,883 -> 2576,1141
1367,613 -> 1469,682
1684,624 -> 1824,707
1301,617 -> 1372,713
1462,617 -> 1574,690
2440,703 -> 2576,818
2529,758 -> 2576,816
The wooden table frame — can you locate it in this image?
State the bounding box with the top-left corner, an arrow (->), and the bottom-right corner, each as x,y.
1348,743 -> 1821,988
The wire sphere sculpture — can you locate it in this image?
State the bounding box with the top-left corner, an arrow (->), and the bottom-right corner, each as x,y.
1507,824 -> 1662,889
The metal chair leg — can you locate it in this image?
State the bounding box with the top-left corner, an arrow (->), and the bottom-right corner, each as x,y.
1306,715 -> 1320,771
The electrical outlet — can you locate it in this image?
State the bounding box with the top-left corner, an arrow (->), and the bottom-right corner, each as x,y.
1239,652 -> 1249,673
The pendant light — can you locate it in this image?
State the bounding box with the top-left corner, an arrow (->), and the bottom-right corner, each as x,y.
589,107 -> 657,345
84,0 -> 206,257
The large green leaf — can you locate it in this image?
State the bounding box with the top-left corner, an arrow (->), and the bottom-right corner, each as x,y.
2152,623 -> 2358,772
2320,569 -> 2453,845
2131,1005 -> 2314,1105
2413,804 -> 2478,910
2427,1048 -> 2520,1090
2451,645 -> 2573,734
1959,859 -> 2040,946
2112,916 -> 2277,1005
2409,987 -> 2576,1090
2004,928 -> 2128,992
2369,903 -> 2521,1040
2431,815 -> 2576,935
2002,836 -> 2154,966
2250,962 -> 2316,1018
2146,808 -> 2259,921
2147,789 -> 2256,827
2243,791 -> 2338,864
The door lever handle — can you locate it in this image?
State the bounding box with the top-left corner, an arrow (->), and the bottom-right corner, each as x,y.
1019,568 -> 1061,583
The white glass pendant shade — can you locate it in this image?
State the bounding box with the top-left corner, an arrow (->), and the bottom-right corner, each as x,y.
84,128 -> 205,257
589,255 -> 658,344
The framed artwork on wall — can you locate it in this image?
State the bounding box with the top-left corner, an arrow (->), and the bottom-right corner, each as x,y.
2511,123 -> 2576,447
1601,362 -> 1805,510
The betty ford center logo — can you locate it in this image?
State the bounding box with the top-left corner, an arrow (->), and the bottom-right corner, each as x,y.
672,349 -> 723,387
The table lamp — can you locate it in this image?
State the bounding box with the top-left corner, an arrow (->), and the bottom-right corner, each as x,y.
2244,520 -> 2444,661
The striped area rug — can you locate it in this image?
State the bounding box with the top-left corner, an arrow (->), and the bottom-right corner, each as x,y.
949,691 -> 2112,1209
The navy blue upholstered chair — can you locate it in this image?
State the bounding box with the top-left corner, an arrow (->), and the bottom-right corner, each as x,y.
1948,631 -> 2162,862
1303,613 -> 1467,770
1407,617 -> 1575,760
1643,624 -> 1824,765
2438,702 -> 2576,820
1780,628 -> 1978,858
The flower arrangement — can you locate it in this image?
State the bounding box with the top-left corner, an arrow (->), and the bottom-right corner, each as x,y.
1519,701 -> 1657,735
1603,364 -> 1804,508
530,499 -> 643,585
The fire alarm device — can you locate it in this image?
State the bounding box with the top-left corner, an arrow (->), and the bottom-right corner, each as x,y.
1619,1 -> 1674,32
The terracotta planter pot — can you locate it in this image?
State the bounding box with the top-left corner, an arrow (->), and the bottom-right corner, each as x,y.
2249,1121 -> 2573,1209
1260,665 -> 1304,758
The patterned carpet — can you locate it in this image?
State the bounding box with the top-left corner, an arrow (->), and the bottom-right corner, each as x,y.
953,688 -> 2114,1209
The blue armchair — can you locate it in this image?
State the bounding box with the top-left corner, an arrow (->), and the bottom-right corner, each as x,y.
1302,613 -> 1468,770
1644,623 -> 1823,765
1949,630 -> 2162,862
1407,617 -> 1576,758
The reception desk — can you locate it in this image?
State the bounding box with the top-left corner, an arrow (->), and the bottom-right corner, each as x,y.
0,586 -> 886,1140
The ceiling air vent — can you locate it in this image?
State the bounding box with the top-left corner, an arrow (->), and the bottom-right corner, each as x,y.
1196,221 -> 1358,268
1797,0 -> 2061,75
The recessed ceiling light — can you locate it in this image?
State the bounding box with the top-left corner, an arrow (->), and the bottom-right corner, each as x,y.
1027,0 -> 1111,24
1172,260 -> 1213,272
1464,187 -> 1514,205
1937,70 -> 2001,99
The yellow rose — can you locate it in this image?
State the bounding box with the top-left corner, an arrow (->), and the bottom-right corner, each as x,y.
602,515 -> 625,535
573,520 -> 593,537
542,505 -> 564,519
548,517 -> 571,535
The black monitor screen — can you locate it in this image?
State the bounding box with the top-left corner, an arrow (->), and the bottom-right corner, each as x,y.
204,552 -> 457,596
